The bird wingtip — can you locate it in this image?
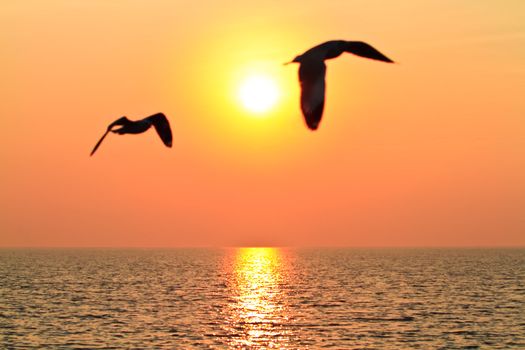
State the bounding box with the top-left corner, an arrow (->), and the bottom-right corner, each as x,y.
307,124 -> 320,131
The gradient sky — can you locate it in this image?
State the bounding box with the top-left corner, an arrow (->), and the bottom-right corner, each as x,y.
1,1 -> 524,247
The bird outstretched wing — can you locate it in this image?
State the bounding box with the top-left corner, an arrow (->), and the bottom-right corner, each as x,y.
90,130 -> 109,156
147,113 -> 173,147
90,116 -> 131,156
299,60 -> 326,130
344,41 -> 394,63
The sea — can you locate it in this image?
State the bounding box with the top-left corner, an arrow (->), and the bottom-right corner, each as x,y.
0,248 -> 523,349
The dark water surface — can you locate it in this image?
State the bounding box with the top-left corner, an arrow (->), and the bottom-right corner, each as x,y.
1,248 -> 524,349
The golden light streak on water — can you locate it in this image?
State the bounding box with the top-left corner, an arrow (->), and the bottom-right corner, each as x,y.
225,248 -> 292,348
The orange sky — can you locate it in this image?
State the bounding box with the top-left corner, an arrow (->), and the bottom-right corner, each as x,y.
1,1 -> 524,247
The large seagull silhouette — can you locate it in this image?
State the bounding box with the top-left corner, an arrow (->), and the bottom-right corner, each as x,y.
286,40 -> 394,130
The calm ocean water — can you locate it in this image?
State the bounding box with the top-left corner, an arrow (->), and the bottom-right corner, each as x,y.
0,248 -> 523,349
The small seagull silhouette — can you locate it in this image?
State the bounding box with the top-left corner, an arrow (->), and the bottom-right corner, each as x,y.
286,40 -> 394,130
90,112 -> 173,156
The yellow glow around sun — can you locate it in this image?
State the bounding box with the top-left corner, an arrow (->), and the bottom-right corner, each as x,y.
238,75 -> 279,114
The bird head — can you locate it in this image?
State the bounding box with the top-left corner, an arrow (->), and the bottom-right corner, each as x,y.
107,116 -> 129,131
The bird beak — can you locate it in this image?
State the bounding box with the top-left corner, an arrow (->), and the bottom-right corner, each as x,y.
283,61 -> 292,66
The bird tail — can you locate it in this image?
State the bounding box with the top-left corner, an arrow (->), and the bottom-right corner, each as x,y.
90,130 -> 110,156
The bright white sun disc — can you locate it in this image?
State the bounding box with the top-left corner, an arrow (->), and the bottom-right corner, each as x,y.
238,76 -> 279,114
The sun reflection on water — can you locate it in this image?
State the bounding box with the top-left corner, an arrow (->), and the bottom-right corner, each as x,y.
225,247 -> 292,348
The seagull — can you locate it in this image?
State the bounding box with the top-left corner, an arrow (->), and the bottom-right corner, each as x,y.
90,112 -> 172,156
286,40 -> 394,130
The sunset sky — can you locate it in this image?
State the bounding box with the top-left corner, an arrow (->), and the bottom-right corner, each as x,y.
1,1 -> 524,247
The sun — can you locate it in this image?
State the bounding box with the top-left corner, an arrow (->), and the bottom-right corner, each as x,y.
238,75 -> 280,114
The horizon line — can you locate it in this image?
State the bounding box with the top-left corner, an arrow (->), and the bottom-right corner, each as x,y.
1,245 -> 523,249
